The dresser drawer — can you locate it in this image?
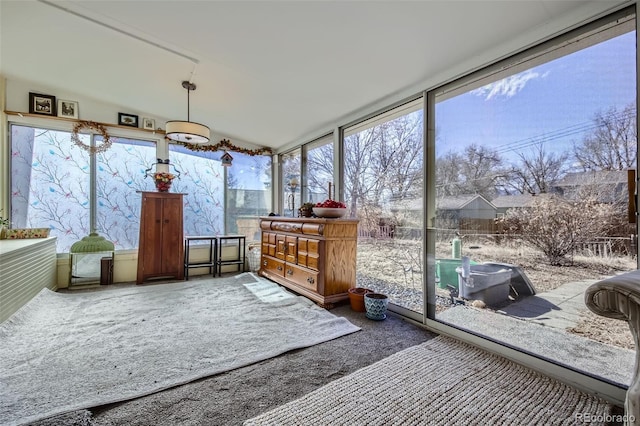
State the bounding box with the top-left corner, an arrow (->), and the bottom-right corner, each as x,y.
297,238 -> 320,270
270,221 -> 304,234
261,255 -> 285,277
285,263 -> 319,292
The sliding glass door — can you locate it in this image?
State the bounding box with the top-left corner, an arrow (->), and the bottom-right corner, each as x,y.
431,8 -> 637,385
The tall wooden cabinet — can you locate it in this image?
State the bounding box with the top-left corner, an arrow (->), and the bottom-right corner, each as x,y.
259,217 -> 359,308
137,191 -> 184,284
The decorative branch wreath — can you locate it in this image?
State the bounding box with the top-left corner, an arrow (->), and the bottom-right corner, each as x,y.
180,138 -> 272,156
71,121 -> 112,154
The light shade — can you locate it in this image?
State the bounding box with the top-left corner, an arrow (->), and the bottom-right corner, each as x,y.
166,120 -> 210,144
166,80 -> 210,144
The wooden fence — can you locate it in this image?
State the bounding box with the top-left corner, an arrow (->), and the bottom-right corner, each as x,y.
574,237 -> 635,257
358,219 -> 636,257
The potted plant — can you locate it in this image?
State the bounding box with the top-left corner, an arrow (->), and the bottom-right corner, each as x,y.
348,287 -> 372,312
154,172 -> 176,192
0,210 -> 9,239
364,293 -> 389,320
298,202 -> 315,217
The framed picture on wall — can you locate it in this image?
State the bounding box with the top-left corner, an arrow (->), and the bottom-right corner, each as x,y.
118,113 -> 139,127
29,92 -> 56,116
142,117 -> 155,130
57,100 -> 79,119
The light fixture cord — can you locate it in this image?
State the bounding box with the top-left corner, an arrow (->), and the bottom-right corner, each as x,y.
186,87 -> 190,122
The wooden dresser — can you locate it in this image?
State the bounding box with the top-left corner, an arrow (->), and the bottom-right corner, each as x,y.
259,216 -> 359,308
137,191 -> 184,284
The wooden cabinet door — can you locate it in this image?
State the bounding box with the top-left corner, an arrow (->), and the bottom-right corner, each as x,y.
139,195 -> 163,280
297,238 -> 319,271
275,234 -> 287,260
285,236 -> 297,264
160,197 -> 184,276
137,192 -> 184,283
262,232 -> 277,257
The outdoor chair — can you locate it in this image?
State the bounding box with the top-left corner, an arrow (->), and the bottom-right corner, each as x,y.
585,270 -> 640,425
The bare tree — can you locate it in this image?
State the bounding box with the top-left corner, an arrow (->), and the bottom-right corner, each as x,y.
573,103 -> 637,171
435,151 -> 464,197
507,142 -> 569,194
306,143 -> 333,199
344,127 -> 381,217
343,111 -> 424,230
436,144 -> 506,199
373,115 -> 423,202
282,150 -> 301,183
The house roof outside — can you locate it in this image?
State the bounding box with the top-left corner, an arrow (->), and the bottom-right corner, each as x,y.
553,170 -> 630,187
552,170 -> 630,203
437,194 -> 495,210
491,193 -> 552,209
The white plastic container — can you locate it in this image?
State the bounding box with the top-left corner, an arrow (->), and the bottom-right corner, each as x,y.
456,263 -> 512,306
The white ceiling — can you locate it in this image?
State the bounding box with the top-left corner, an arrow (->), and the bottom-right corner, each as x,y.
0,1 -> 629,150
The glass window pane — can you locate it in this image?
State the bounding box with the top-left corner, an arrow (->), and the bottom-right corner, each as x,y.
343,99 -> 424,314
433,25 -> 636,385
306,137 -> 333,204
169,144 -> 225,236
96,137 -> 157,250
282,149 -> 301,217
226,152 -> 272,241
10,125 -> 90,252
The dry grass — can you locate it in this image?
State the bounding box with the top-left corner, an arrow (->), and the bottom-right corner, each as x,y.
449,240 -> 634,293
567,310 -> 635,350
357,239 -> 424,291
357,237 -> 636,350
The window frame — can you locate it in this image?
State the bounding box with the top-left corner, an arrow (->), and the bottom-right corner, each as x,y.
421,5 -> 636,404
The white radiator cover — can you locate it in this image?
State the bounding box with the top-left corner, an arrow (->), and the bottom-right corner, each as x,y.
0,237 -> 57,323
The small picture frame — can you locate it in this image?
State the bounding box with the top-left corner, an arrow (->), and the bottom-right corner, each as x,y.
118,113 -> 139,127
29,92 -> 56,116
142,117 -> 155,130
57,99 -> 79,119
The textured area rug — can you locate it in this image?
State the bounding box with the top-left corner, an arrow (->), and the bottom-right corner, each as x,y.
0,273 -> 360,426
244,336 -> 614,426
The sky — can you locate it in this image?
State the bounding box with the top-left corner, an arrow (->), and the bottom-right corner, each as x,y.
435,30 -> 636,165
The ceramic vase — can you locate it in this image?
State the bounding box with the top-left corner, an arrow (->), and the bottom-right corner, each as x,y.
348,287 -> 371,312
364,293 -> 389,321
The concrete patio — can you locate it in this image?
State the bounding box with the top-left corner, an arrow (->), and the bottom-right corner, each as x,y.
437,278 -> 635,387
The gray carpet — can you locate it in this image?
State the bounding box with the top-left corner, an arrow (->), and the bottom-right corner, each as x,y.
0,273 -> 359,426
244,336 -> 615,426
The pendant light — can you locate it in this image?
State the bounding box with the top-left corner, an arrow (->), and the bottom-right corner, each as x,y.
165,81 -> 210,144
